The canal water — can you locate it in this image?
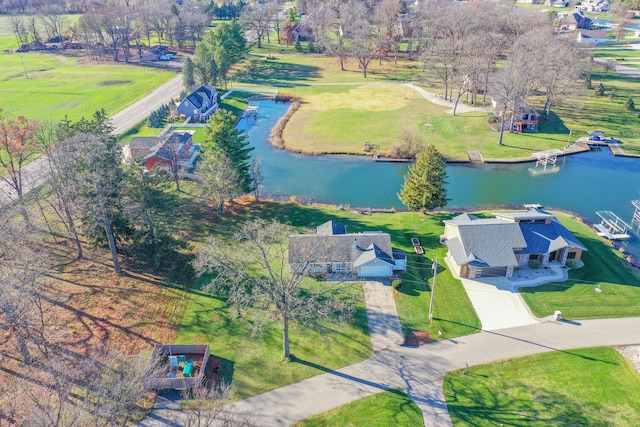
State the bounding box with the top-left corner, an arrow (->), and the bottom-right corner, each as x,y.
237,100 -> 640,257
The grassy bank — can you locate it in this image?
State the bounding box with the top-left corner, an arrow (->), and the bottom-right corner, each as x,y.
444,346 -> 640,426
520,213 -> 640,319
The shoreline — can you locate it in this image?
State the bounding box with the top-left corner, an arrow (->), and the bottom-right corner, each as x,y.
262,101 -> 640,164
251,195 -> 640,271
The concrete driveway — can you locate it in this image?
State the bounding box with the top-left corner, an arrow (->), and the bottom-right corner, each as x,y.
455,262 -> 569,331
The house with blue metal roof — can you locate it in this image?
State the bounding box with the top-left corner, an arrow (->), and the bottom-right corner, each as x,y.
443,207 -> 586,279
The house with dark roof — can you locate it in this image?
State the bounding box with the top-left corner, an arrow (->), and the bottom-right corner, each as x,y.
442,207 -> 586,279
557,12 -> 592,31
126,131 -> 200,172
176,84 -> 218,122
288,220 -> 406,278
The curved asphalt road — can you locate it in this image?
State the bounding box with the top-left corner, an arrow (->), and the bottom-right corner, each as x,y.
0,73 -> 183,207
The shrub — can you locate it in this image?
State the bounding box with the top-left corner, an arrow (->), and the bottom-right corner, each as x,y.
625,98 -> 635,111
487,113 -> 497,124
566,260 -> 578,269
528,260 -> 541,269
608,90 -> 617,101
392,279 -> 402,290
389,131 -> 425,159
595,82 -> 605,96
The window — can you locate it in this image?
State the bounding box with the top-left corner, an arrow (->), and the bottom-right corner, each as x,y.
530,254 -> 540,261
567,252 -> 576,260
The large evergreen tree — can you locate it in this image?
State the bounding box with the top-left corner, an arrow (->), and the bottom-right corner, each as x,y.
183,57 -> 195,92
398,145 -> 448,213
204,110 -> 253,194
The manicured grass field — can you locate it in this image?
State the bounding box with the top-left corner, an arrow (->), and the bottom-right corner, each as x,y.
233,54 -> 418,86
549,68 -> 640,154
176,285 -> 371,400
0,36 -> 174,122
279,84 -> 571,160
444,346 -> 640,426
520,213 -> 640,319
292,389 -> 424,427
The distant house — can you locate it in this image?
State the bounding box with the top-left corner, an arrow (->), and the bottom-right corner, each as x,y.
514,110 -> 538,133
577,30 -> 608,44
557,12 -> 592,31
141,45 -> 169,61
490,101 -> 539,133
126,131 -> 200,172
442,207 -> 586,279
288,220 -> 406,278
176,84 -> 218,122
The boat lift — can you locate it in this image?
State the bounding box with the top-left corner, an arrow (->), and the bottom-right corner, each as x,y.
594,210 -> 631,240
532,149 -> 563,167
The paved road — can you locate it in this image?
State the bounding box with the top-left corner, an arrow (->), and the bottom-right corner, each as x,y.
136,279 -> 640,426
0,73 -> 183,208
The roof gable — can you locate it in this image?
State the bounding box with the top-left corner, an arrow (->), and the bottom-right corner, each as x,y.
317,220 -> 347,235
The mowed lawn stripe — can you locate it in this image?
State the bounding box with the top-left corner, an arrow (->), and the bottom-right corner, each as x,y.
1,44 -> 174,122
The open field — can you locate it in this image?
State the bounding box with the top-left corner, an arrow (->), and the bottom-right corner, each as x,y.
520,213 -> 640,319
292,389 -> 423,427
0,13 -> 174,124
279,84 -> 572,160
0,49 -> 175,122
444,346 -> 640,426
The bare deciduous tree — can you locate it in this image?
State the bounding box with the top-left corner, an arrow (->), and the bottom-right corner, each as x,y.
193,220 -> 355,360
240,2 -> 272,49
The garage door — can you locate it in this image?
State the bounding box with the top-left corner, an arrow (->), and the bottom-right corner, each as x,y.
358,266 -> 391,277
476,267 -> 507,278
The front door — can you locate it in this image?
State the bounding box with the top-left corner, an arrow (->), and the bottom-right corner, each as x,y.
549,251 -> 557,262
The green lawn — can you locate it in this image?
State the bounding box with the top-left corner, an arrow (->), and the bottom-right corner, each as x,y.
444,346 -> 640,426
278,84 -> 571,160
0,37 -> 174,122
176,284 -> 371,400
520,213 -> 640,319
292,389 -> 424,427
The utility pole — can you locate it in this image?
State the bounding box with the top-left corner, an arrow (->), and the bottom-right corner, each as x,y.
428,257 -> 438,328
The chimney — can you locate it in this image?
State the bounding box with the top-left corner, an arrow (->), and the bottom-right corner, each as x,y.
353,238 -> 358,249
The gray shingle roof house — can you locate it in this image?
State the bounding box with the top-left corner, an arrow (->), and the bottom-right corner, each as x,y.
289,220 -> 406,278
443,207 -> 586,279
176,84 -> 218,122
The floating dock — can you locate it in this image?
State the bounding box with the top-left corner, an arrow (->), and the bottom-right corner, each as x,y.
594,210 -> 631,240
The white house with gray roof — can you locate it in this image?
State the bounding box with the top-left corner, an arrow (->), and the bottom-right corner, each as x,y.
443,207 -> 586,279
288,220 -> 406,278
